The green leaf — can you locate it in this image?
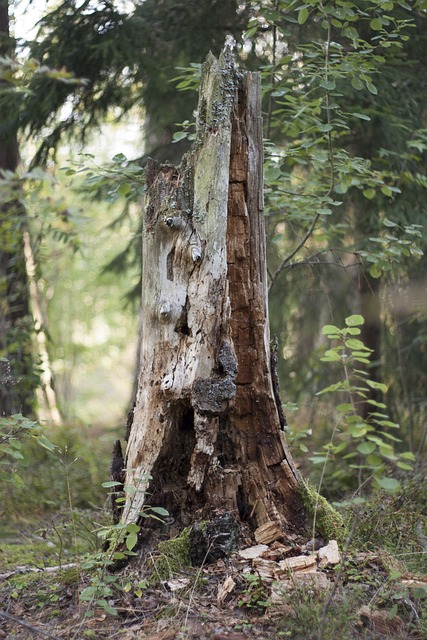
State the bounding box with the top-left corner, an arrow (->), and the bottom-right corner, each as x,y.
316,382 -> 345,395
126,531 -> 138,551
396,462 -> 413,471
357,442 -> 376,455
345,338 -> 367,350
383,218 -> 397,227
381,185 -> 393,197
36,435 -> 55,451
117,182 -> 132,197
96,599 -> 117,616
349,424 -> 368,437
370,18 -> 383,30
345,315 -> 364,327
320,349 -> 342,362
265,164 -> 282,182
346,327 -> 361,335
102,481 -> 123,488
352,113 -> 370,121
319,80 -> 336,91
369,264 -> 383,278
351,77 -> 363,91
365,380 -> 388,392
321,324 -> 340,335
315,207 -> 332,215
336,403 -> 354,413
309,455 -> 328,464
376,477 -> 401,493
298,7 -> 309,24
112,153 -> 127,163
172,131 -> 189,142
150,506 -> 169,516
366,454 -> 382,467
366,82 -> 378,95
400,451 -> 416,460
363,188 -> 376,200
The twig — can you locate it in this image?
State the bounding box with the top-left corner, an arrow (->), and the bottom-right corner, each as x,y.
268,212 -> 320,291
0,609 -> 62,640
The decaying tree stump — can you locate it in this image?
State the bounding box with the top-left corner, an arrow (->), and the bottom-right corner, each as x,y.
121,46 -> 307,551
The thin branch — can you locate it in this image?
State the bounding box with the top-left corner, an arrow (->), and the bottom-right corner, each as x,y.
268,211 -> 320,291
0,610 -> 62,640
268,18 -> 336,294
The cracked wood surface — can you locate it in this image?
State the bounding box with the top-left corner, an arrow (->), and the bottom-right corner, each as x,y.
123,47 -> 306,537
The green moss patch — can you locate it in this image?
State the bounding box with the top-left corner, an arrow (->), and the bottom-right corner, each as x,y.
150,528 -> 191,581
300,482 -> 346,544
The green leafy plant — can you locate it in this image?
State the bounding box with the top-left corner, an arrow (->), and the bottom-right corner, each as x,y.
78,475 -> 169,617
237,573 -> 270,611
0,413 -> 55,489
310,315 -> 415,496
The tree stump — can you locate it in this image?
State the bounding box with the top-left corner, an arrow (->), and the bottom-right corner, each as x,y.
121,46 -> 307,551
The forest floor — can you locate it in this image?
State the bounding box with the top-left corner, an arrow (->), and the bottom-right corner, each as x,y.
1,484 -> 427,640
1,435 -> 426,640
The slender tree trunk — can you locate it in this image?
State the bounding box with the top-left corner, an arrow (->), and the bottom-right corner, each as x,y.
122,49 -> 307,547
0,0 -> 35,416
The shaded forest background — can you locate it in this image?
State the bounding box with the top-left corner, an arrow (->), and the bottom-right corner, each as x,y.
1,0 -> 426,508
0,2 -> 427,638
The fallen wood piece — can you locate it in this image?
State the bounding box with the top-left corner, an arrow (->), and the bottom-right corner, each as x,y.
401,577 -> 427,589
317,540 -> 341,568
254,521 -> 284,544
166,578 -> 190,592
261,543 -> 293,561
217,575 -> 236,605
238,544 -> 268,560
252,558 -> 278,580
277,555 -> 317,575
0,562 -> 77,581
271,572 -> 330,598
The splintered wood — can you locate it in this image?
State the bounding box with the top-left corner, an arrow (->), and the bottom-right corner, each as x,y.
254,521 -> 284,545
240,539 -> 340,582
216,539 -> 342,606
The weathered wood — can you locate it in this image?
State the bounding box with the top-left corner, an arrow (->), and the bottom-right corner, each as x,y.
122,46 -> 306,543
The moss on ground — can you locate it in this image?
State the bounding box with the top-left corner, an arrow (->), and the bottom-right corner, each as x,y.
0,540 -> 60,571
300,481 -> 347,544
150,528 -> 191,581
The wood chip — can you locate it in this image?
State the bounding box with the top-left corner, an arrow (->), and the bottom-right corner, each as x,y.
271,572 -> 330,598
261,544 -> 293,561
254,521 -> 284,544
252,558 -> 277,580
401,577 -> 427,589
217,575 -> 236,606
238,544 -> 268,560
166,578 -> 190,591
318,540 -> 341,568
277,555 -> 317,575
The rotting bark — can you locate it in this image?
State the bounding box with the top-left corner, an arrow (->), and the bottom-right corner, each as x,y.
121,46 -> 307,551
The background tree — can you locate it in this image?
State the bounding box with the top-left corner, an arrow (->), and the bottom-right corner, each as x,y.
0,0 -> 36,415
243,0 -> 427,464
